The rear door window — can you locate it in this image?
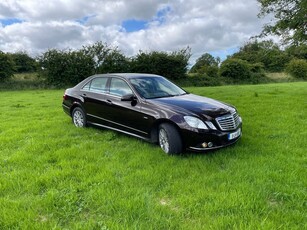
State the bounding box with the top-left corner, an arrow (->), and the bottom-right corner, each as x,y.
83,77 -> 108,93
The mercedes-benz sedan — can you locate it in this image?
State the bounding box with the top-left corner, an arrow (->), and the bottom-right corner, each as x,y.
62,73 -> 242,154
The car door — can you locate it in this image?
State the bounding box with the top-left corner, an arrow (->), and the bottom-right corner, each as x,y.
101,77 -> 151,137
81,77 -> 109,125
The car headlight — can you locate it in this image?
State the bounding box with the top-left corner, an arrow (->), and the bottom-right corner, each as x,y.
184,116 -> 208,129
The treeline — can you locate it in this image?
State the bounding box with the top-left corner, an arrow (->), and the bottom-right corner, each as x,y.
189,40 -> 307,85
0,51 -> 37,80
0,40 -> 306,87
0,42 -> 190,87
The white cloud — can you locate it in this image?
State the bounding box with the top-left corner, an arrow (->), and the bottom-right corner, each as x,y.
0,0 -> 268,63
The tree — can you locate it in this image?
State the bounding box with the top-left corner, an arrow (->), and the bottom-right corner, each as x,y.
0,51 -> 15,82
39,49 -> 95,86
220,58 -> 251,80
82,42 -> 113,72
131,48 -> 191,80
286,44 -> 307,60
96,49 -> 131,73
258,0 -> 307,45
286,59 -> 307,79
232,40 -> 290,72
81,41 -> 131,74
190,53 -> 219,74
10,52 -> 37,73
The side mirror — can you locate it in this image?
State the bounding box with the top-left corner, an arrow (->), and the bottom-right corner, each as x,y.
121,93 -> 137,101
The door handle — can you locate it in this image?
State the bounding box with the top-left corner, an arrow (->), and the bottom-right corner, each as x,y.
106,99 -> 112,105
82,93 -> 87,97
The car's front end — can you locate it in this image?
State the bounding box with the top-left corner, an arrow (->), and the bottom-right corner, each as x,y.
180,111 -> 242,151
151,93 -> 242,151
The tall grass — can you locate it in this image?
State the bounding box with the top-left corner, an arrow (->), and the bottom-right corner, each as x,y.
0,82 -> 306,229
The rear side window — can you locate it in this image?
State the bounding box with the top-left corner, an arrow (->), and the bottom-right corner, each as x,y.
83,77 -> 108,93
82,82 -> 90,91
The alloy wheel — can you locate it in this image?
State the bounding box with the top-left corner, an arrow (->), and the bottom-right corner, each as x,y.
159,128 -> 169,153
73,110 -> 84,127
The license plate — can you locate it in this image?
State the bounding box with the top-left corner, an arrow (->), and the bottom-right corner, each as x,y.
228,128 -> 241,140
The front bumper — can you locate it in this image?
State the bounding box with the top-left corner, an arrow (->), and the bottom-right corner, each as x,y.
181,124 -> 242,151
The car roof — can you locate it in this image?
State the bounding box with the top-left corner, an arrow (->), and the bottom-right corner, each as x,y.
74,73 -> 164,89
90,73 -> 162,79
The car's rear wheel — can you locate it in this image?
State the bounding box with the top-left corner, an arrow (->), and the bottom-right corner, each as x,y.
72,107 -> 86,127
159,123 -> 182,155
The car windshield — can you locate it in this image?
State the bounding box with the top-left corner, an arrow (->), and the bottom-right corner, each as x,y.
129,76 -> 187,99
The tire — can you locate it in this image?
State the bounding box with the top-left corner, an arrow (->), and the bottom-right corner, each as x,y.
159,123 -> 182,155
72,107 -> 87,127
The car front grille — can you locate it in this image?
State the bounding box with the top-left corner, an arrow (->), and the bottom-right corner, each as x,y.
216,112 -> 241,131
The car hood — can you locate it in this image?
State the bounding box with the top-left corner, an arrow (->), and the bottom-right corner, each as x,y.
151,93 -> 236,119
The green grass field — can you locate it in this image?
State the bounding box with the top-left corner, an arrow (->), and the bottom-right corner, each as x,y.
0,82 -> 306,229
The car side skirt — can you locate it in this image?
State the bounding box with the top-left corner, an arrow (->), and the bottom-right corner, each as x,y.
88,113 -> 148,135
87,121 -> 151,142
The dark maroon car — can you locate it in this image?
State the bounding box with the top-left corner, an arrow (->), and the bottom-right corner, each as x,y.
62,73 -> 242,154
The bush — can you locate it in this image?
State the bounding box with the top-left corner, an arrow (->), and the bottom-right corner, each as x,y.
220,58 -> 251,81
232,40 -> 290,72
249,72 -> 270,84
97,50 -> 130,73
286,44 -> 307,60
39,49 -> 95,87
264,53 -> 290,72
248,62 -> 265,73
198,65 -> 219,78
131,48 -> 191,80
190,53 -> 219,74
38,43 -> 191,86
82,42 -> 130,74
0,52 -> 15,82
286,59 -> 307,79
10,52 -> 37,73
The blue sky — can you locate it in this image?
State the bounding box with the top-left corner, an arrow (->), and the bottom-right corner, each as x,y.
0,18 -> 24,27
122,19 -> 147,32
0,0 -> 267,64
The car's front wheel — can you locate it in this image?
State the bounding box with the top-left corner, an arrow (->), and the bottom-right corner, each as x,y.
72,107 -> 86,127
159,123 -> 182,155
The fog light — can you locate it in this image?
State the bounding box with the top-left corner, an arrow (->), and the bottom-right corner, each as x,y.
208,142 -> 213,148
202,142 -> 208,148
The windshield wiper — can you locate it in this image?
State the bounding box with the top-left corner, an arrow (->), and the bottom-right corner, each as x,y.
149,95 -> 172,99
148,92 -> 188,99
170,92 -> 188,97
